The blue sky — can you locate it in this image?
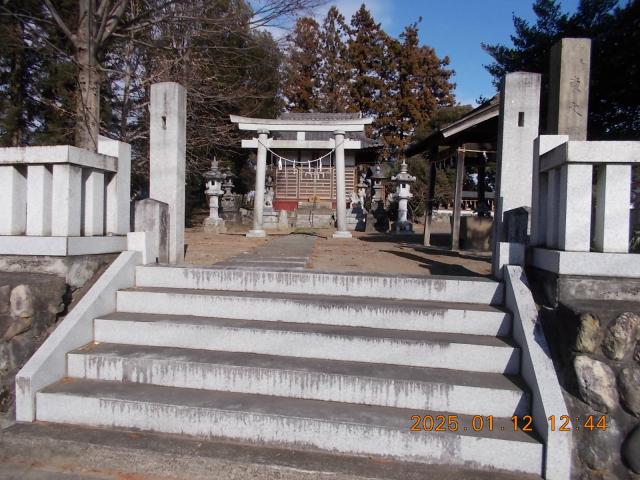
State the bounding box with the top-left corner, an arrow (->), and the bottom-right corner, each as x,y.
315,0 -> 581,106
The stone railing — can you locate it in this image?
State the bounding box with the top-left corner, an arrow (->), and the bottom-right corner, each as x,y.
0,136 -> 131,256
530,135 -> 640,277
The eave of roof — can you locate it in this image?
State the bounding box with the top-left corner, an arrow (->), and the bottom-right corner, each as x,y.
405,97 -> 500,157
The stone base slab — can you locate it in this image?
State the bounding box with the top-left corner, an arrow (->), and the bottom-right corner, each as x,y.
246,230 -> 267,238
332,231 -> 352,239
528,267 -> 640,307
531,248 -> 640,278
0,236 -> 127,256
203,218 -> 226,234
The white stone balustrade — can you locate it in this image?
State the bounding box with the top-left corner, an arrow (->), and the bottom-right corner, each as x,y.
0,139 -> 131,256
534,137 -> 640,254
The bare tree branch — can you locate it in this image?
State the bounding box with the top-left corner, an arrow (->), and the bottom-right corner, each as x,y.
42,0 -> 77,47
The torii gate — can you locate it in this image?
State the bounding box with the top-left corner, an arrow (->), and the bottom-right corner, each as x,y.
229,114 -> 374,238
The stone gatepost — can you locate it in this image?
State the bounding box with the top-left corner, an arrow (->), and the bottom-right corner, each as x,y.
492,72 -> 541,278
149,82 -> 186,264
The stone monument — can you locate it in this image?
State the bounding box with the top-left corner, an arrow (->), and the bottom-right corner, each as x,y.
392,160 -> 416,234
366,164 -> 389,232
262,175 -> 280,229
220,171 -> 241,225
203,158 -> 226,233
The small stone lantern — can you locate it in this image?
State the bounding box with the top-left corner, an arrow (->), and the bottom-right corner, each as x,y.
221,173 -> 237,213
370,164 -> 387,213
391,160 -> 416,234
203,158 -> 226,233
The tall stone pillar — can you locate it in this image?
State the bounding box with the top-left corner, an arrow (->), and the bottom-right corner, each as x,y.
150,82 -> 186,264
531,38 -> 591,247
247,129 -> 269,238
547,38 -> 591,141
333,130 -> 352,239
492,72 -> 541,278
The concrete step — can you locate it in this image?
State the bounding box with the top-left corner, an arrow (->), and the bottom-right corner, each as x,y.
94,313 -> 520,374
135,265 -> 504,305
35,379 -> 543,476
116,288 -> 510,337
68,343 -> 529,417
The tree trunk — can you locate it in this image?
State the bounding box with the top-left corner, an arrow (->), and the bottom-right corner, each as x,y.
8,20 -> 26,146
75,0 -> 100,151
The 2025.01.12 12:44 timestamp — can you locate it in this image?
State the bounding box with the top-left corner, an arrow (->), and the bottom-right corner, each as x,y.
409,415 -> 607,432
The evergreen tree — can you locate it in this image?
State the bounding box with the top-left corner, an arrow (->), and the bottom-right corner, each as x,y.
483,0 -> 639,139
280,4 -> 456,159
317,7 -> 351,112
281,17 -> 322,112
345,5 -> 389,120
0,0 -> 77,146
0,2 -> 40,146
380,22 -> 455,157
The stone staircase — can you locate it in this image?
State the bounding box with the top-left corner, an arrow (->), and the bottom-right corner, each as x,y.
33,266 -> 543,477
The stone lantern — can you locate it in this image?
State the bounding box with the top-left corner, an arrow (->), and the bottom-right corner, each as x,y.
221,173 -> 237,213
370,164 -> 387,213
391,160 -> 416,234
203,157 -> 226,233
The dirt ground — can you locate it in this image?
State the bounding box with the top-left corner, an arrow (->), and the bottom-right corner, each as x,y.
184,220 -> 491,278
184,228 -> 271,265
308,229 -> 491,277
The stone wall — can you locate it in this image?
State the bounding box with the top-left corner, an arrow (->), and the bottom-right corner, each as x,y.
0,254 -> 116,415
537,296 -> 640,479
0,273 -> 66,413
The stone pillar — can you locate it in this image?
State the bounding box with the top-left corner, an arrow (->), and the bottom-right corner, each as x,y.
26,165 -> 52,236
492,72 -> 541,277
52,164 -> 82,236
594,164 -> 632,253
99,136 -> 131,236
558,163 -> 592,251
82,170 -> 105,236
547,38 -> 591,140
247,129 -> 269,238
150,82 -> 186,263
333,130 -> 351,239
0,166 -> 27,235
545,168 -> 560,248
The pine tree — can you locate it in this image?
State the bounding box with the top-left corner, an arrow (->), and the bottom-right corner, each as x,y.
281,17 -> 322,112
483,0 -> 638,139
317,6 -> 351,113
